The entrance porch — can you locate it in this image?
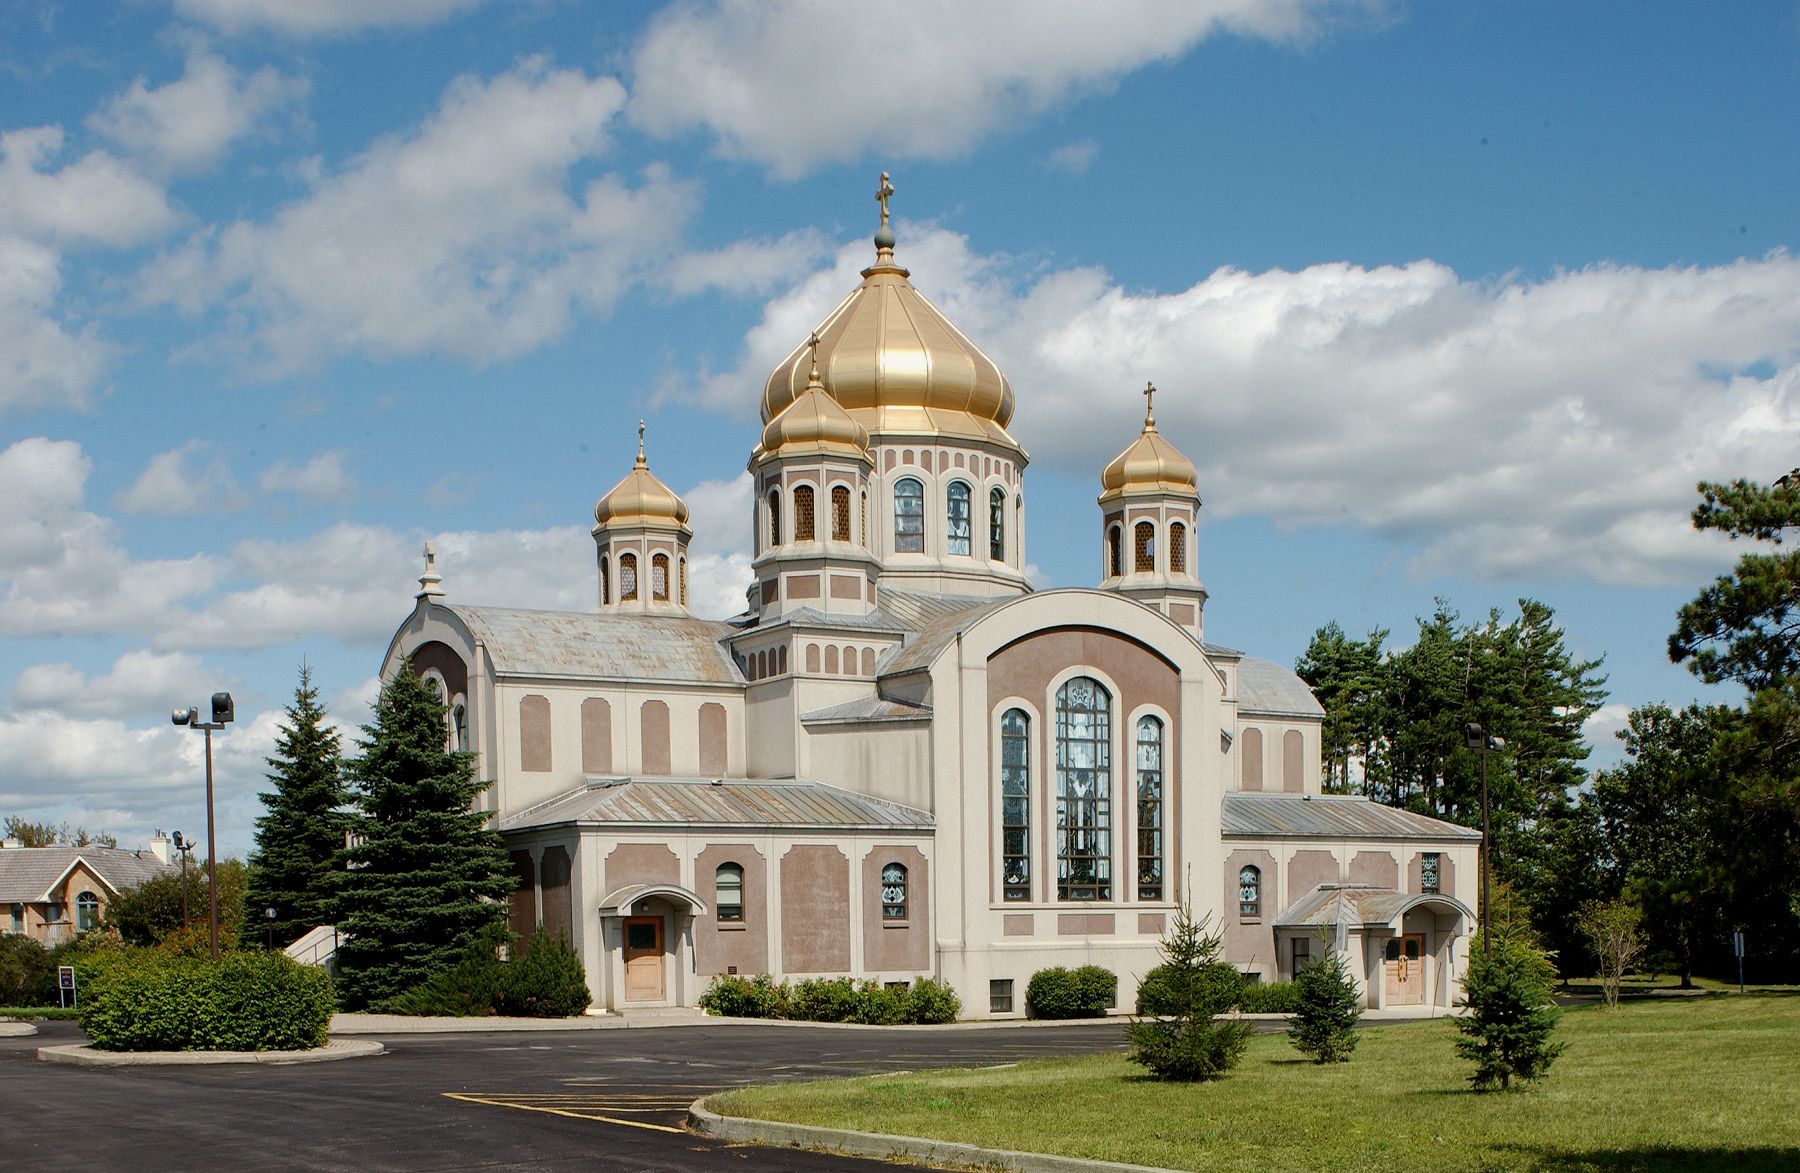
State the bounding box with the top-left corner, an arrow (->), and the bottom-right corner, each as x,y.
1274,884 -> 1473,1011
595,883 -> 708,1011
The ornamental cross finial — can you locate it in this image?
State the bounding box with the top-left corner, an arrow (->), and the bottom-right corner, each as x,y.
417,539 -> 444,599
636,418 -> 647,465
807,331 -> 822,385
1142,380 -> 1157,429
875,171 -> 894,229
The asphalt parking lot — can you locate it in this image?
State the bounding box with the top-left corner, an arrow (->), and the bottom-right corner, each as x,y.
1,1018 -> 1131,1172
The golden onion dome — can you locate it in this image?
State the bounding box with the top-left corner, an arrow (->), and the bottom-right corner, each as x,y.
595,423 -> 690,531
761,338 -> 872,460
760,174 -> 1018,450
1099,383 -> 1199,503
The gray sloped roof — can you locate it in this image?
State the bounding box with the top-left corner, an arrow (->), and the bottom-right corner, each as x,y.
1275,884 -> 1475,929
501,778 -> 934,833
800,695 -> 933,725
0,846 -> 177,903
1222,792 -> 1482,841
734,607 -> 910,636
1236,657 -> 1324,718
878,596 -> 1010,676
442,605 -> 741,684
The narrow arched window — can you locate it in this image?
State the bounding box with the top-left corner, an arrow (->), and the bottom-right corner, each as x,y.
715,863 -> 744,923
989,487 -> 1005,561
832,485 -> 851,541
881,862 -> 908,920
794,484 -> 816,541
1239,865 -> 1261,920
1107,524 -> 1122,578
1169,522 -> 1187,575
1056,676 -> 1112,901
1001,708 -> 1031,901
679,557 -> 687,605
946,481 -> 972,555
767,488 -> 782,546
599,557 -> 609,605
1136,716 -> 1164,901
452,703 -> 467,751
75,891 -> 100,933
1134,521 -> 1155,572
651,553 -> 669,601
894,477 -> 924,552
619,552 -> 638,601
860,490 -> 868,546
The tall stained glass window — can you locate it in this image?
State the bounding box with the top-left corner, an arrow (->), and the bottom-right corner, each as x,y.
1136,715 -> 1164,900
1239,866 -> 1261,919
894,477 -> 924,552
1056,676 -> 1111,901
1001,708 -> 1030,901
947,481 -> 972,555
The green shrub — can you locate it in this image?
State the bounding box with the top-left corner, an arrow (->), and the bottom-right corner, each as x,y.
1288,952 -> 1361,1063
80,950 -> 333,1051
498,929 -> 591,1017
0,935 -> 53,1006
847,980 -> 906,1025
791,977 -> 861,1023
1136,962 -> 1248,1016
1027,965 -> 1115,1019
1236,980 -> 1300,1014
377,928 -> 507,1016
903,977 -> 961,1024
700,973 -> 793,1019
1456,931 -> 1565,1090
1127,906 -> 1253,1081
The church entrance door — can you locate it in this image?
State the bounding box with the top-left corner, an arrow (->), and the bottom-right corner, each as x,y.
1383,933 -> 1426,1005
623,916 -> 664,1002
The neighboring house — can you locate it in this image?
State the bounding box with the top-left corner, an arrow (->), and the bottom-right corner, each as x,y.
379,190 -> 1480,1016
0,834 -> 178,946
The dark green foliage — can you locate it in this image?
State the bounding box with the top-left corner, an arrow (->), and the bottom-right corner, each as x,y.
1127,905 -> 1252,1081
377,926 -> 508,1016
1455,908 -> 1565,1091
1670,476 -> 1800,691
847,980 -> 907,1025
1288,951 -> 1361,1063
335,664 -> 515,1009
791,976 -> 862,1022
1026,965 -> 1115,1019
699,973 -> 792,1019
499,929 -> 591,1017
246,667 -> 350,949
1,817 -> 116,848
1236,980 -> 1300,1014
79,950 -> 334,1051
0,935 -> 53,1005
698,973 -> 959,1024
902,977 -> 962,1024
106,859 -> 248,949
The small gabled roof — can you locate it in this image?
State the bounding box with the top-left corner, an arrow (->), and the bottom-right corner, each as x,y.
1223,792 -> 1482,841
1274,884 -> 1475,930
0,846 -> 176,903
501,778 -> 934,833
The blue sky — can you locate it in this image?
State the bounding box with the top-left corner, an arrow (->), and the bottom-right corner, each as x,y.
2,1 -> 1796,858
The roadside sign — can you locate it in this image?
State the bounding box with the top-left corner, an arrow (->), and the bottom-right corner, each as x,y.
1734,931 -> 1747,994
57,965 -> 76,1009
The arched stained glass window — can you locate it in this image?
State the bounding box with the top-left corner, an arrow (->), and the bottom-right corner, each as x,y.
1134,521 -> 1156,572
832,485 -> 851,541
1056,677 -> 1112,901
794,484 -> 815,541
947,481 -> 972,555
1136,716 -> 1164,901
1001,708 -> 1030,901
1239,865 -> 1261,919
619,552 -> 638,601
894,477 -> 924,552
76,891 -> 100,933
989,487 -> 1005,561
1169,522 -> 1187,574
715,863 -> 744,923
881,863 -> 908,920
651,553 -> 669,601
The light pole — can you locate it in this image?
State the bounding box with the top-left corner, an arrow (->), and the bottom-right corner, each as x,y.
1463,721 -> 1505,957
171,831 -> 195,927
173,693 -> 234,961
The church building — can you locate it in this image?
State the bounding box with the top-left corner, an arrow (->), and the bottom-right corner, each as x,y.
381,179 -> 1480,1017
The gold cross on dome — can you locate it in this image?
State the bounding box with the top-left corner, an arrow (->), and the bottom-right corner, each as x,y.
1142,381 -> 1157,425
807,332 -> 822,382
875,171 -> 894,228
636,418 -> 646,464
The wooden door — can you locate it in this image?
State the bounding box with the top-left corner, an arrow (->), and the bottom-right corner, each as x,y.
623,916 -> 664,1002
1383,933 -> 1426,1005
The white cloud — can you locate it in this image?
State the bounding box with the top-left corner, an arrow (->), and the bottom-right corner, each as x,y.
0,126 -> 180,248
681,471 -> 756,618
259,449 -> 356,503
89,43 -> 306,174
628,0 -> 1346,177
144,61 -> 694,375
1047,139 -> 1099,174
658,230 -> 830,299
694,230 -> 1800,585
116,440 -> 246,516
1582,702 -> 1632,757
10,650 -> 222,721
173,0 -> 485,37
0,234 -> 112,412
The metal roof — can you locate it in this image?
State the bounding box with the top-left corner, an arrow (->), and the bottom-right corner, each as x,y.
0,846 -> 177,903
501,778 -> 934,832
800,696 -> 933,725
1274,884 -> 1475,929
879,596 -> 1010,676
732,607 -> 910,636
1222,792 -> 1482,840
1236,656 -> 1324,718
442,605 -> 741,684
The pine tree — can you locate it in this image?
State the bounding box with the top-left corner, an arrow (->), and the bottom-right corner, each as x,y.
335,664 -> 515,1009
246,666 -> 350,949
1126,903 -> 1251,1081
1454,890 -> 1565,1091
1288,947 -> 1361,1063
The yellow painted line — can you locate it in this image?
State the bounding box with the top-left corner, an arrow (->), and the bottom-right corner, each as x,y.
441,1093 -> 688,1134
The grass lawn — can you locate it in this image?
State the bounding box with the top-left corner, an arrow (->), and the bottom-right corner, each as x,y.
709,994 -> 1800,1172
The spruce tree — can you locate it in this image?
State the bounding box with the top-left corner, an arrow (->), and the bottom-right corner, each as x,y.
1126,903 -> 1251,1081
246,666 -> 350,949
1455,891 -> 1565,1091
335,664 -> 515,1009
1288,948 -> 1361,1063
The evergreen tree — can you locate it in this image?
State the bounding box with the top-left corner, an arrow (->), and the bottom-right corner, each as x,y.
1295,622 -> 1388,794
245,666 -> 350,949
1454,887 -> 1564,1091
1287,946 -> 1361,1063
1126,903 -> 1251,1081
335,664 -> 515,1009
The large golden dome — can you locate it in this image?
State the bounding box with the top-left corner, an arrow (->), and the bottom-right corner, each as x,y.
595,425 -> 689,531
1099,385 -> 1199,504
761,182 -> 1018,449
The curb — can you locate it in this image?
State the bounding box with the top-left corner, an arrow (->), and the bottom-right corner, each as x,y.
0,1022 -> 38,1038
688,1097 -> 1177,1173
37,1038 -> 385,1067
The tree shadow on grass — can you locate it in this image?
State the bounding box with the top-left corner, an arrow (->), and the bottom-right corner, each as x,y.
1495,1144 -> 1800,1172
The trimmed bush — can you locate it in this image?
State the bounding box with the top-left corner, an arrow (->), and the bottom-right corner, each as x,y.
903,977 -> 962,1024
791,977 -> 861,1023
1237,980 -> 1300,1014
80,950 -> 334,1051
848,980 -> 907,1025
1027,965 -> 1116,1019
700,974 -> 961,1024
499,929 -> 591,1017
700,973 -> 792,1019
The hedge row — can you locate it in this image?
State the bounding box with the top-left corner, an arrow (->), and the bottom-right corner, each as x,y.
79,950 -> 334,1051
378,927 -> 591,1017
700,974 -> 961,1024
1237,980 -> 1301,1014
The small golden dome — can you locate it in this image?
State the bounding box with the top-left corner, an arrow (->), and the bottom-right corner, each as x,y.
761,174 -> 1018,449
595,423 -> 690,530
1099,383 -> 1198,502
761,339 -> 872,460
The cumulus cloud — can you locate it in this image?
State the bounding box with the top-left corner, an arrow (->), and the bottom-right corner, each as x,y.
116,440 -> 246,515
658,230 -> 831,299
174,0 -> 486,37
144,61 -> 694,375
10,650 -> 222,720
1047,139 -> 1099,174
689,229 -> 1800,586
0,126 -> 180,248
259,449 -> 356,503
681,471 -> 756,618
0,235 -> 112,412
89,43 -> 306,174
629,0 -> 1347,177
